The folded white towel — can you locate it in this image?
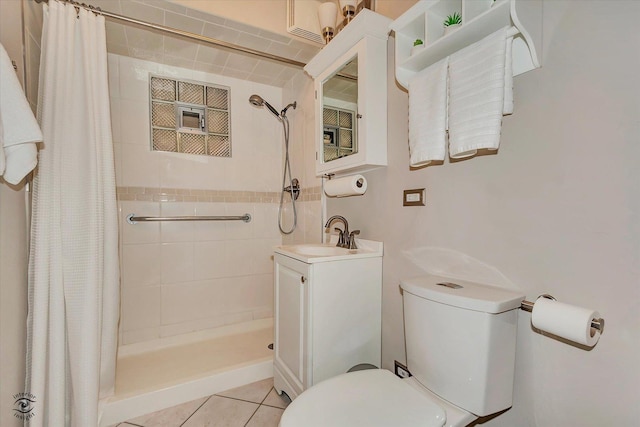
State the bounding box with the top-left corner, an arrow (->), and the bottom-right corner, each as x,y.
448,27 -> 512,159
408,57 -> 449,167
504,35 -> 514,115
0,43 -> 42,184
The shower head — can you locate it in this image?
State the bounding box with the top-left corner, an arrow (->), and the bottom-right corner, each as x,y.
249,94 -> 281,120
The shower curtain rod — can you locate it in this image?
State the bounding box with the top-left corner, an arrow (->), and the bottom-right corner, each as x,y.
33,0 -> 307,69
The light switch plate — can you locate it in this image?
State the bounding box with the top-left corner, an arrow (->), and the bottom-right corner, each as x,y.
403,188 -> 425,206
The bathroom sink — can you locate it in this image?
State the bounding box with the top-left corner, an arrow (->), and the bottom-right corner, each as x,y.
292,245 -> 352,257
275,239 -> 383,263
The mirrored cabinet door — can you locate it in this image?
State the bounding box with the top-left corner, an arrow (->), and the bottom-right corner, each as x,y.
322,56 -> 358,163
304,9 -> 391,177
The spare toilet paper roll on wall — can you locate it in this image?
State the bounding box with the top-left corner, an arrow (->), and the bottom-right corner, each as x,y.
324,174 -> 367,197
531,298 -> 601,347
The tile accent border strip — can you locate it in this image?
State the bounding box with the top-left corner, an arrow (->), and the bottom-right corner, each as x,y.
116,186 -> 322,203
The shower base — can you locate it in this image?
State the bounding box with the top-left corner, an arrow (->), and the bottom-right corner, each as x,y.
100,318 -> 273,426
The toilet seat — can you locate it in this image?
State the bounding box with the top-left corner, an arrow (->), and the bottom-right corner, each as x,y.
278,369 -> 447,427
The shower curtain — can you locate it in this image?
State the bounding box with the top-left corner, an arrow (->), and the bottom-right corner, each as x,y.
26,1 -> 119,426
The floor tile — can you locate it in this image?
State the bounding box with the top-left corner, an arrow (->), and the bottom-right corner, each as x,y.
246,405 -> 284,427
215,377 -> 273,404
126,396 -> 207,426
261,388 -> 291,409
182,395 -> 259,427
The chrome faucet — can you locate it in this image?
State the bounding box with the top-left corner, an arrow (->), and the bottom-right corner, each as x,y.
325,215 -> 359,249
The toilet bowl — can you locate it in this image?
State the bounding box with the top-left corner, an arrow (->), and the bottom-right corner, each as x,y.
277,274 -> 525,427
279,369 -> 476,427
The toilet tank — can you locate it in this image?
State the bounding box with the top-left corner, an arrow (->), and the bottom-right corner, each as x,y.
400,275 -> 524,417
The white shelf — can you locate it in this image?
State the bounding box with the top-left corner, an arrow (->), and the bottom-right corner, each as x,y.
389,0 -> 542,89
305,9 -> 391,79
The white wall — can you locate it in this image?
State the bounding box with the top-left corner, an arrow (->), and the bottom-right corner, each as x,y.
327,1 -> 640,424
109,54 -> 287,344
282,69 -> 323,245
169,0 -> 289,41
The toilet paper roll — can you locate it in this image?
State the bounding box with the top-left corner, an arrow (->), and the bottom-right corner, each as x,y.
324,174 -> 367,197
531,298 -> 601,347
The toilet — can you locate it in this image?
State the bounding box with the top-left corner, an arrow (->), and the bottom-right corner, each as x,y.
279,275 -> 525,427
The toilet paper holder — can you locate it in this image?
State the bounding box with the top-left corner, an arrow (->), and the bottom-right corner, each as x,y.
520,294 -> 605,333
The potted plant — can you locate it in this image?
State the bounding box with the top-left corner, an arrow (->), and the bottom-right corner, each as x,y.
411,39 -> 424,56
443,12 -> 462,35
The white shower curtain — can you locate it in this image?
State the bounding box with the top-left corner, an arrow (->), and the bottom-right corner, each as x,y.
26,1 -> 119,426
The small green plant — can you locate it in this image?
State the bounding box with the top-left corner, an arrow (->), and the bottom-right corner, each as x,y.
443,12 -> 462,27
413,39 -> 424,47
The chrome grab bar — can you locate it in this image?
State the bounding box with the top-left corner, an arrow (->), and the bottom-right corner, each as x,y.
127,213 -> 251,225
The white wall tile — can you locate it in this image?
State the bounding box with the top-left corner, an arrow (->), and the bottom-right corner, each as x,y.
120,201 -> 161,244
118,56 -> 157,101
120,98 -> 150,145
193,240 -> 229,280
163,11 -> 205,34
109,97 -> 122,144
225,203 -> 254,240
122,326 -> 161,345
161,242 -> 195,283
164,36 -> 199,60
107,53 -> 120,99
160,312 -> 253,338
303,201 -> 322,244
113,142 -> 123,187
224,240 -> 249,275
250,238 -> 279,275
122,243 -> 162,288
121,286 -> 161,331
161,279 -> 228,325
252,308 -> 273,320
226,274 -> 273,313
252,204 -> 280,238
160,202 -> 197,242
121,143 -> 161,188
194,203 -> 227,241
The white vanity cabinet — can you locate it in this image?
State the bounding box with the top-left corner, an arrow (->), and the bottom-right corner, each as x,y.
272,242 -> 383,400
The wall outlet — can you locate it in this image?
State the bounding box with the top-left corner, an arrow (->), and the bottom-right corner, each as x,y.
394,360 -> 411,378
403,188 -> 425,206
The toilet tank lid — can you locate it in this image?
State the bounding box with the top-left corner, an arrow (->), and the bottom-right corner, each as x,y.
400,275 -> 525,314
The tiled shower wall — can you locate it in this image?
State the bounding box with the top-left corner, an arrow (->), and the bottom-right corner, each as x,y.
108,53 -> 297,345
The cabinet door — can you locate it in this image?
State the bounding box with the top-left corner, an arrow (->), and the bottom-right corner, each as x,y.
274,256 -> 308,391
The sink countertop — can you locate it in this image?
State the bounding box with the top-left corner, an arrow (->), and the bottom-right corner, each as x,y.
274,238 -> 383,264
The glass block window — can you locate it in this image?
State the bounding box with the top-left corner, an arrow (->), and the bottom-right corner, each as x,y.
323,106 -> 356,161
150,75 -> 231,157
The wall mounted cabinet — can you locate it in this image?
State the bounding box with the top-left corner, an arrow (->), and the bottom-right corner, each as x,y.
389,0 -> 542,89
304,10 -> 392,177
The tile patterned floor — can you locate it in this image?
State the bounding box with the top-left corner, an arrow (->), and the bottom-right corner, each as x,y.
114,378 -> 290,427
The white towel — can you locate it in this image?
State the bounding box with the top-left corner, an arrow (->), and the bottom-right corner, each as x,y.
504,35 -> 514,115
448,27 -> 512,159
408,57 -> 449,167
0,43 -> 42,184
